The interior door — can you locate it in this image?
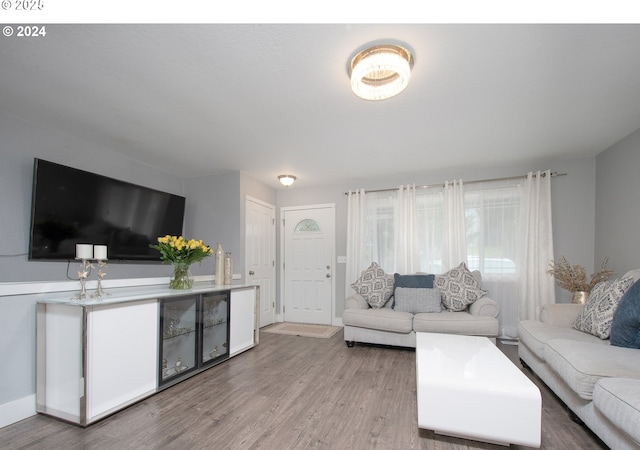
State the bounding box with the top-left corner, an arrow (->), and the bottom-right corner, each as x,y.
245,196 -> 276,328
282,204 -> 335,325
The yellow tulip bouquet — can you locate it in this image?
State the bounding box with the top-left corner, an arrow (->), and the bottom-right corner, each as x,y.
150,235 -> 213,289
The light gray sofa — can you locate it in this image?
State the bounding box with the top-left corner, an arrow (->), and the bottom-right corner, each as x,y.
343,270 -> 500,348
518,270 -> 640,450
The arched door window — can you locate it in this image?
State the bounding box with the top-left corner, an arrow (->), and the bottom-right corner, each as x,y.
294,219 -> 321,233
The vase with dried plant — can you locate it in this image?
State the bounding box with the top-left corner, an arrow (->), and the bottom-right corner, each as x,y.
547,256 -> 615,304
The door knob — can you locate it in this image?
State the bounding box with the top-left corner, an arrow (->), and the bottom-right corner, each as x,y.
326,273 -> 331,278
249,271 -> 255,275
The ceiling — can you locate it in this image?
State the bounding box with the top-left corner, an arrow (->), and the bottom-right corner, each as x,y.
2,24 -> 640,189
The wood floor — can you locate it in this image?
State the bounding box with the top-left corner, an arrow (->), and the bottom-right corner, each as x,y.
0,331 -> 608,450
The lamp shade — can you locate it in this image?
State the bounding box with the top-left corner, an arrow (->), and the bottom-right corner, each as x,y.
350,44 -> 413,101
278,174 -> 296,187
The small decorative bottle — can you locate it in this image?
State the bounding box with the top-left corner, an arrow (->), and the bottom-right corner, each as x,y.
215,243 -> 224,285
224,252 -> 233,285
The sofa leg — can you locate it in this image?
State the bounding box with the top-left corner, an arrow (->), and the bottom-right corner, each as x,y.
345,341 -> 355,348
520,358 -> 531,371
568,408 -> 584,425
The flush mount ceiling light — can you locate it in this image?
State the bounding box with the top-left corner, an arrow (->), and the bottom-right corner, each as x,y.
349,44 -> 413,101
278,174 -> 296,187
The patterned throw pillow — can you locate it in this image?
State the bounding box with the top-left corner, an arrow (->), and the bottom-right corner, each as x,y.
351,262 -> 394,308
393,287 -> 442,314
434,262 -> 488,312
573,276 -> 635,339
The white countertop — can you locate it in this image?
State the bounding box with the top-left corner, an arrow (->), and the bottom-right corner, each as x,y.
36,281 -> 257,306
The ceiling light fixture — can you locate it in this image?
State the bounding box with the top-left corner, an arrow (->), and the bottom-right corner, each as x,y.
349,44 -> 413,101
278,174 -> 296,187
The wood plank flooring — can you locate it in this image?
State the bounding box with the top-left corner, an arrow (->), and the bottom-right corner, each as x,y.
0,331 -> 608,449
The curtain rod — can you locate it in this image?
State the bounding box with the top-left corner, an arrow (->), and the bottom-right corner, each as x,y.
344,171 -> 567,195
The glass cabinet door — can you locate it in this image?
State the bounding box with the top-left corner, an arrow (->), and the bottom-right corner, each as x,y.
159,296 -> 198,385
200,292 -> 229,366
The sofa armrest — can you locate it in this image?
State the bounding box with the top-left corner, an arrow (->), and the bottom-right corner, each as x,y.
469,296 -> 499,318
540,303 -> 583,327
345,293 -> 370,310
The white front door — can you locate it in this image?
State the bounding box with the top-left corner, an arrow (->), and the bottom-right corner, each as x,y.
282,204 -> 335,325
245,196 -> 276,328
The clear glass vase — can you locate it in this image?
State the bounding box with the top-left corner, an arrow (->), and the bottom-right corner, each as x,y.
170,263 -> 194,289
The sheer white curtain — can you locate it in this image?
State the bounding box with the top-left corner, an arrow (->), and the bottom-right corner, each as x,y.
518,170 -> 556,321
415,186 -> 444,273
465,179 -> 522,338
395,184 -> 418,274
442,179 -> 467,270
345,171 -> 556,335
345,189 -> 366,296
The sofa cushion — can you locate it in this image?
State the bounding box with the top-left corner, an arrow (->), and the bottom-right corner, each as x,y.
573,276 -> 634,339
350,262 -> 394,309
342,307 -> 414,333
393,287 -> 442,314
544,339 -> 640,400
611,278 -> 640,348
434,262 -> 487,312
413,311 -> 498,336
518,320 -> 606,361
593,377 -> 640,443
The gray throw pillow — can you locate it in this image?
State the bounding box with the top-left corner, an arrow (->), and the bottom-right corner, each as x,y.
393,287 -> 442,314
392,273 -> 435,308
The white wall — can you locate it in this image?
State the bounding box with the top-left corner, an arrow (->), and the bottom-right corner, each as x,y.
595,127 -> 640,273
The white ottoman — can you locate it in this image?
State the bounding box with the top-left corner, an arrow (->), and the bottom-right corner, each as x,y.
416,332 -> 541,447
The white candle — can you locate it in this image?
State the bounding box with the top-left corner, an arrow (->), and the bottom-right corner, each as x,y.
76,244 -> 93,260
94,245 -> 108,260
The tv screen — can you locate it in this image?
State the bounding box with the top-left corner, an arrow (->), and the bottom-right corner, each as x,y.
29,158 -> 186,261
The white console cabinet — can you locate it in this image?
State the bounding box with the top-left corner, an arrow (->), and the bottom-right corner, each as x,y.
36,283 -> 258,426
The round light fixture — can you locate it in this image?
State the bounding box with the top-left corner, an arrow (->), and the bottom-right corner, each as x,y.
278,174 -> 296,187
349,44 -> 413,101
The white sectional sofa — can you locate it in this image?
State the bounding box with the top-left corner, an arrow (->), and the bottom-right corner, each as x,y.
518,270 -> 640,450
343,263 -> 500,348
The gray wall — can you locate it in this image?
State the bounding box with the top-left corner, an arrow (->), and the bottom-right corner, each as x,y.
0,112 -> 276,411
184,171 -> 241,279
595,127 -> 640,273
0,112 -> 186,283
0,112 -> 184,408
277,156 -> 598,313
0,106 -> 618,421
183,170 -> 278,282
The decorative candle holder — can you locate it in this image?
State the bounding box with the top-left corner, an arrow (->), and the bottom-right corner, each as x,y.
72,258 -> 94,301
91,259 -> 109,299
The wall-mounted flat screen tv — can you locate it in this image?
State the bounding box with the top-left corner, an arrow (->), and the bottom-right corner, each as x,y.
29,158 -> 186,261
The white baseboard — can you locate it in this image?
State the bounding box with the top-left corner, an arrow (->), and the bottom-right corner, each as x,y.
272,314 -> 343,327
0,395 -> 36,429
